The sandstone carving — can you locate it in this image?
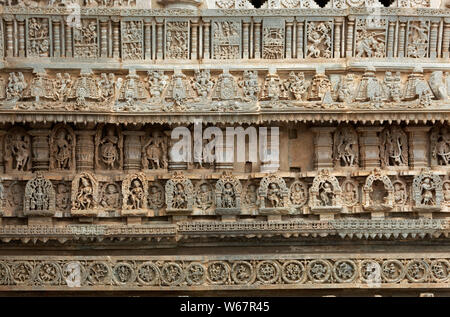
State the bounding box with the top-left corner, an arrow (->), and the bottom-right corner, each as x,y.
165,172 -> 194,215
24,173 -> 55,216
122,172 -> 147,216
258,174 -> 291,215
215,171 -> 242,215
71,172 -> 99,216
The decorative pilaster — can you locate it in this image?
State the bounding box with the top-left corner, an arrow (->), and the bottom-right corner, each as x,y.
296,19 -> 304,59
0,131 -> 6,174
144,19 -> 152,60
387,21 -> 396,58
430,21 -> 439,58
334,18 -> 342,58
156,19 -> 163,59
100,18 -> 109,58
254,19 -> 261,59
53,18 -> 61,58
75,130 -> 95,171
346,17 -> 355,58
357,127 -> 383,169
443,18 -> 450,58
243,20 -> 250,59
5,16 -> 14,57
29,129 -> 50,171
286,20 -> 293,59
398,19 -> 407,58
65,20 -> 73,58
405,127 -> 431,169
17,17 -> 25,57
123,131 -> 145,172
112,18 -> 120,58
203,19 -> 210,59
191,20 -> 198,60
311,127 -> 335,169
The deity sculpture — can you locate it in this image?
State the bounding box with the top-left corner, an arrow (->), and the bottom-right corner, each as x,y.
412,170 -> 443,211
333,127 -> 359,167
380,126 -> 408,167
258,174 -> 290,214
4,128 -> 31,172
284,72 -> 309,101
50,124 -> 75,171
24,174 -> 55,216
100,183 -> 121,210
165,172 -> 194,214
195,182 -> 214,211
71,172 -> 98,215
142,130 -> 168,170
239,70 -> 260,102
431,127 -> 450,166
95,125 -> 122,170
122,173 -> 148,215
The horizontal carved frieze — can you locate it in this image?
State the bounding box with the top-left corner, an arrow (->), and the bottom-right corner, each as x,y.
0,255 -> 450,289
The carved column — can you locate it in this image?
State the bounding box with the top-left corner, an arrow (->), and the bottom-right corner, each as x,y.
405,127 -> 431,169
53,18 -> 61,58
254,19 -> 261,59
123,131 -> 145,172
100,18 -> 109,58
387,21 -> 396,58
65,20 -> 73,58
334,18 -> 342,58
29,129 -> 50,171
311,127 -> 335,169
17,17 -> 25,57
346,17 -> 355,58
430,21 -> 439,59
112,18 -> 120,58
286,21 -> 293,59
5,16 -> 14,57
296,19 -> 304,59
357,127 -> 383,169
144,19 -> 152,60
75,130 -> 95,171
398,20 -> 407,58
0,131 -> 6,174
203,19 -> 210,59
243,21 -> 250,59
191,20 -> 198,60
443,18 -> 450,58
156,19 -> 163,59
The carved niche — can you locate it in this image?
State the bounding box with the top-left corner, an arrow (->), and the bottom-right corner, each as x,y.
68,73 -> 101,108
122,173 -> 148,216
355,17 -> 386,58
54,182 -> 71,212
212,20 -> 241,60
215,171 -> 242,215
239,70 -> 260,102
141,129 -> 169,170
284,72 -> 309,101
309,169 -> 342,213
165,20 -> 190,60
95,124 -> 123,170
99,182 -> 121,212
121,20 -> 144,60
73,19 -> 98,58
50,124 -> 76,171
341,178 -> 359,212
262,19 -> 285,60
258,174 -> 291,215
392,179 -> 409,211
194,181 -> 214,213
305,21 -> 333,59
212,70 -> 240,101
4,127 -> 31,173
443,180 -> 450,208
242,181 -> 259,214
407,20 -> 430,58
148,181 -> 165,213
5,181 -> 25,216
24,173 -> 55,216
71,172 -> 99,216
165,172 -> 194,215
380,126 -> 408,168
333,126 -> 359,168
362,169 -> 394,211
412,169 -> 443,211
289,180 -> 308,210
146,71 -> 169,102
430,126 -> 450,166
27,17 -> 50,57
260,71 -> 288,102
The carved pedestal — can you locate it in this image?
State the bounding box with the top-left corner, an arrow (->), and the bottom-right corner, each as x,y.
75,131 -> 95,171
29,129 -> 50,171
357,127 -> 383,169
405,127 -> 431,169
311,127 -> 335,169
123,131 -> 145,172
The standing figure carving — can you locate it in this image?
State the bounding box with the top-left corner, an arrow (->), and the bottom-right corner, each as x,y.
4,127 -> 31,172
71,172 -> 99,216
380,126 -> 408,167
95,124 -> 123,170
142,130 -> 168,170
50,124 -> 75,171
333,127 -> 359,167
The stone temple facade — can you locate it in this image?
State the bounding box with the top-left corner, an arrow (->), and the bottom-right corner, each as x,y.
0,0 -> 449,296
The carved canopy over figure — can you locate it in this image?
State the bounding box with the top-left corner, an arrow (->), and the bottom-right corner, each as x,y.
165,171 -> 194,214
380,126 -> 408,167
50,124 -> 75,171
362,168 -> 394,211
95,124 -> 123,170
215,171 -> 242,214
430,126 -> 450,166
257,174 -> 290,213
309,169 -> 342,210
24,173 -> 55,216
71,172 -> 99,215
333,126 -> 359,167
412,169 -> 443,210
122,173 -> 148,215
142,130 -> 168,170
4,127 -> 31,173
